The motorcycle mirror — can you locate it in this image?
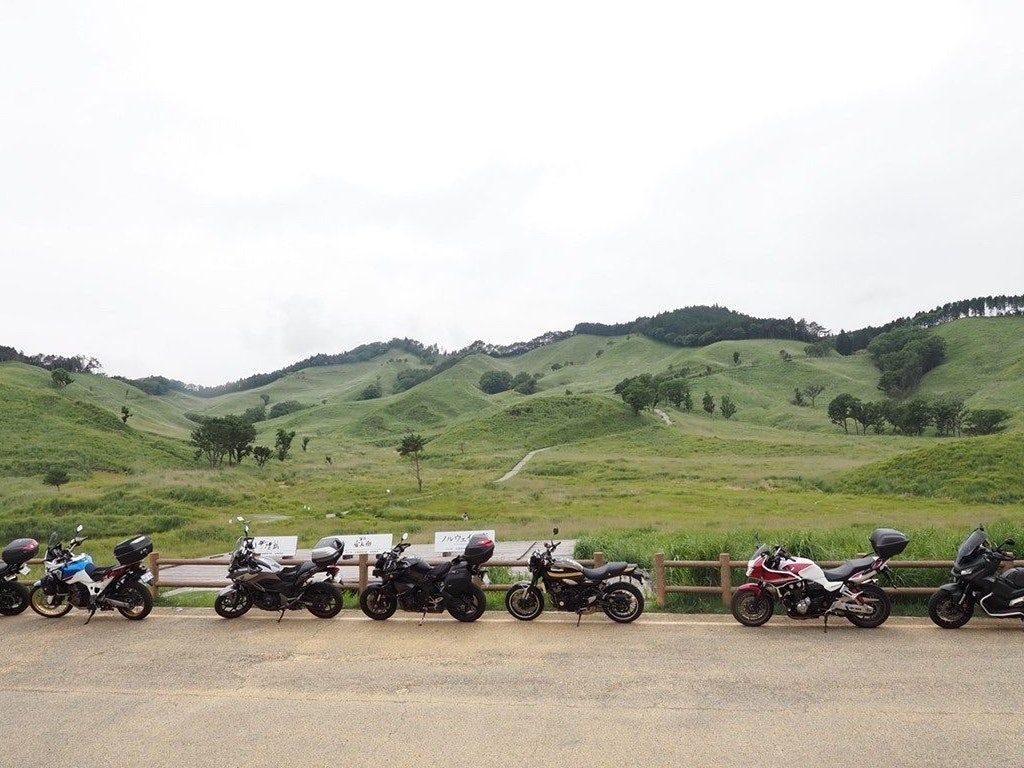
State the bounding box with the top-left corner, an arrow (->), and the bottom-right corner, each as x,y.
1005,538 -> 1016,547
401,532 -> 409,541
552,527 -> 559,536
236,516 -> 245,522
76,524 -> 84,533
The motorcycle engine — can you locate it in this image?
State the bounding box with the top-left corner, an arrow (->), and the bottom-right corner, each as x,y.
548,583 -> 598,612
253,592 -> 282,610
781,583 -> 830,617
68,583 -> 90,608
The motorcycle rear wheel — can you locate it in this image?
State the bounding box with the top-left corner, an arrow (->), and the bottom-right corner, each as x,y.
731,588 -> 773,627
114,583 -> 153,620
214,588 -> 253,619
505,585 -> 544,621
359,584 -> 397,620
602,582 -> 644,623
305,583 -> 343,618
844,583 -> 890,628
927,590 -> 974,629
447,584 -> 486,622
0,582 -> 30,615
29,585 -> 73,618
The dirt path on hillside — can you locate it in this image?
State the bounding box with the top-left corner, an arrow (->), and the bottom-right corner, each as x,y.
653,408 -> 672,425
495,447 -> 550,482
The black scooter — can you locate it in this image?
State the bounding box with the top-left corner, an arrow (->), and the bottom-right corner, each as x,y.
929,525 -> 1024,628
214,518 -> 347,621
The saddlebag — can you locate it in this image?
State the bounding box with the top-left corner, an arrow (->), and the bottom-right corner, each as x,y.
444,562 -> 473,595
869,528 -> 909,559
114,535 -> 154,565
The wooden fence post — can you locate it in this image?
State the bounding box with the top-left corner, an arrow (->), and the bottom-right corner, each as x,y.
654,552 -> 666,608
149,551 -> 160,597
594,551 -> 605,567
719,552 -> 732,607
358,554 -> 368,593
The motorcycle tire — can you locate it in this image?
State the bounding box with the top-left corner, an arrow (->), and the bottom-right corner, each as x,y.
305,583 -> 344,619
602,582 -> 644,623
731,588 -> 774,627
447,584 -> 486,622
29,585 -> 73,618
214,588 -> 254,619
113,583 -> 153,620
505,585 -> 544,621
359,584 -> 397,620
844,583 -> 890,628
0,582 -> 30,616
927,590 -> 974,629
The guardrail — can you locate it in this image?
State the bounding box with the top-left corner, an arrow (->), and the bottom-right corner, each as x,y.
20,552 -> 966,608
146,552 -> 967,607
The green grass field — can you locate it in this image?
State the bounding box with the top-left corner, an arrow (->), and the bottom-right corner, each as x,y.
3,318 -> 1023,597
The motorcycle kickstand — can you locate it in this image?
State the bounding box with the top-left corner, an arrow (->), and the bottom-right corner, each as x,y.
576,610 -> 584,627
84,607 -> 97,626
419,610 -> 427,627
277,609 -> 286,623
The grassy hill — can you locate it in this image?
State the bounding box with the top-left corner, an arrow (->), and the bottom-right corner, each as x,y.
2,318 -> 1023,563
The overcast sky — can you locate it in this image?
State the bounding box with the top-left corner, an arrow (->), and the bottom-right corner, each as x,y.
2,3 -> 1022,386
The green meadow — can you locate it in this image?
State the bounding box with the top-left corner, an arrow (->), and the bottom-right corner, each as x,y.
2,317 -> 1023,610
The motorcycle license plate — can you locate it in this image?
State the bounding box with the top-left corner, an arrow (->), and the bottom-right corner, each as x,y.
140,572 -> 154,584
19,564 -> 30,576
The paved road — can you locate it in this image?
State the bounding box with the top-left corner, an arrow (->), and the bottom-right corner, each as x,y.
2,610 -> 1022,767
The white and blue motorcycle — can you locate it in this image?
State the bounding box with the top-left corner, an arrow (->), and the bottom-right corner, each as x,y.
30,525 -> 154,624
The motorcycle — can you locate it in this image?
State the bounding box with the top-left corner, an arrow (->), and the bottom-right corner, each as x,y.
504,528 -> 646,624
731,527 -> 909,628
359,532 -> 494,622
928,525 -> 1024,628
214,518 -> 347,621
1,537 -> 39,616
30,525 -> 154,624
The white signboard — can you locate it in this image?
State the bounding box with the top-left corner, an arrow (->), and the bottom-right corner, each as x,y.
434,530 -> 496,554
316,533 -> 394,555
252,536 -> 298,557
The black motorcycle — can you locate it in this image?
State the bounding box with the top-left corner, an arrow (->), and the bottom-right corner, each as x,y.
929,525 -> 1024,628
214,518 -> 347,621
505,528 -> 646,623
1,537 -> 39,615
359,532 -> 494,622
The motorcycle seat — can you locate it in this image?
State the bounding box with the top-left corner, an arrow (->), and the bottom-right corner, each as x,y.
85,563 -> 117,581
581,562 -> 630,581
278,562 -> 317,582
822,557 -> 876,582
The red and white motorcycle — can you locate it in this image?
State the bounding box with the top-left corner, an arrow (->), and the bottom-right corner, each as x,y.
730,528 -> 908,628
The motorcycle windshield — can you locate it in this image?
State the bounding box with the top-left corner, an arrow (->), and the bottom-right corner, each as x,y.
954,530 -> 988,566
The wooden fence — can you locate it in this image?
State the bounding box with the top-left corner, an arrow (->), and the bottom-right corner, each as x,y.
117,552 -> 962,608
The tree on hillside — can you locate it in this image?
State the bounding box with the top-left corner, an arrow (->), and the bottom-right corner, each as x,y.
397,433 -> 427,491
932,397 -> 967,437
702,391 -> 716,417
827,393 -> 860,434
802,384 -> 826,407
615,374 -> 658,415
963,408 -> 1012,436
252,446 -> 273,468
190,416 -> 256,468
720,395 -> 737,419
659,378 -> 692,410
479,370 -> 514,394
275,429 -> 296,461
43,467 -> 70,493
50,368 -> 73,388
120,405 -> 132,423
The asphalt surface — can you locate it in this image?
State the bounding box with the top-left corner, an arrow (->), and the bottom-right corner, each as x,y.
2,609 -> 1023,767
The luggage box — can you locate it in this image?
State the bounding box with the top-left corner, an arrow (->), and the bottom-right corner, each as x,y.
2,538 -> 39,566
114,535 -> 153,565
462,533 -> 495,565
869,528 -> 909,559
311,541 -> 342,566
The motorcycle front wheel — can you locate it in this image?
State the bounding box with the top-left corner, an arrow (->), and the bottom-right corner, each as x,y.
505,585 -> 544,621
928,590 -> 974,629
844,583 -> 890,628
602,582 -> 644,623
305,583 -> 343,618
214,588 -> 253,619
359,584 -> 397,620
114,583 -> 153,620
0,582 -> 30,615
731,588 -> 774,627
447,584 -> 486,622
29,585 -> 73,618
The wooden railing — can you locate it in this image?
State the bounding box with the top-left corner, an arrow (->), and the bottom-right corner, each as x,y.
21,552 -> 964,608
